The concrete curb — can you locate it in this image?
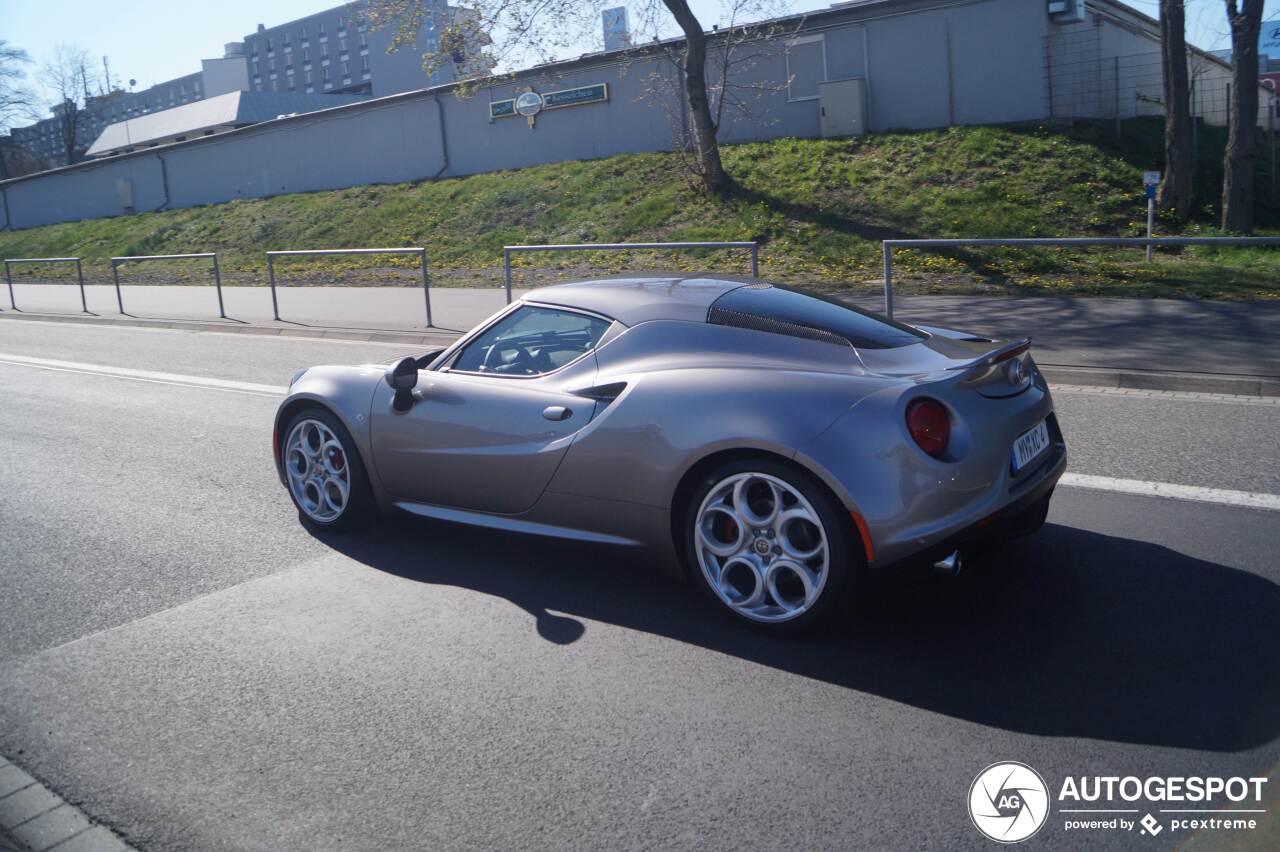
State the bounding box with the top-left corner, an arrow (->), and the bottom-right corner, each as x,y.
1039,365 -> 1280,398
0,755 -> 133,852
3,309 -> 1276,397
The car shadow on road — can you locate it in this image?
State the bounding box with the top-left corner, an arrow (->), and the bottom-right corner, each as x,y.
309,517 -> 1280,753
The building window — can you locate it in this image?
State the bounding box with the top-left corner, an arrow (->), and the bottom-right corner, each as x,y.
304,70 -> 312,84
252,60 -> 259,74
339,38 -> 347,52
341,61 -> 349,76
361,56 -> 369,72
268,58 -> 275,71
303,48 -> 309,61
785,35 -> 826,101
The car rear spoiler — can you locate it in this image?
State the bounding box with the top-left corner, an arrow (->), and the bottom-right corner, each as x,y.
944,338 -> 1031,371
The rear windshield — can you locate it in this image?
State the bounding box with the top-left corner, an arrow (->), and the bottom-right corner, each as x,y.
708,284 -> 927,350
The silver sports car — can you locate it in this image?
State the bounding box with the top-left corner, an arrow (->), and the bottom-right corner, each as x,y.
274,276 -> 1066,632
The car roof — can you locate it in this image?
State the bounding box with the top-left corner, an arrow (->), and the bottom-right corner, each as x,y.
523,275 -> 753,326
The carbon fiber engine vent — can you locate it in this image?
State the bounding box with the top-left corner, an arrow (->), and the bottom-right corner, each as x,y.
708,306 -> 851,348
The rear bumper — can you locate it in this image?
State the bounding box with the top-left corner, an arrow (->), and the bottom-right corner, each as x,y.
878,437 -> 1067,574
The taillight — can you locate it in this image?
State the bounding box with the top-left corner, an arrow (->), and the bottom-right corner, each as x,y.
906,398 -> 950,458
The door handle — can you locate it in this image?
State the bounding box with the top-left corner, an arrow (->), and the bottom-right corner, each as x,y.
542,405 -> 572,421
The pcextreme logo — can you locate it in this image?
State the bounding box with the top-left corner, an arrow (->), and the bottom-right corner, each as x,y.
968,763 -> 1270,843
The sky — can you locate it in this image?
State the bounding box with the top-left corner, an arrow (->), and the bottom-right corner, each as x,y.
4,0 -> 1279,109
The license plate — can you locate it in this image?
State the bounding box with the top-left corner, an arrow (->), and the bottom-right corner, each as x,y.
1011,419 -> 1050,473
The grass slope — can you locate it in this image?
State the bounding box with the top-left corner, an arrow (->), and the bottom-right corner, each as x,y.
2,119 -> 1277,298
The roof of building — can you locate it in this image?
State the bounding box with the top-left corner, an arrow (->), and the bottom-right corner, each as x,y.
84,90 -> 368,157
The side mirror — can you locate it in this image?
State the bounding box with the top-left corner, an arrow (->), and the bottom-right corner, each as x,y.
385,357 -> 419,412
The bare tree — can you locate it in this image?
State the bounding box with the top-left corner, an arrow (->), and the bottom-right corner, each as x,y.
0,41 -> 38,131
0,39 -> 40,179
40,44 -> 96,165
1158,1 -> 1194,218
1221,0 -> 1264,233
637,9 -> 796,188
364,0 -> 787,193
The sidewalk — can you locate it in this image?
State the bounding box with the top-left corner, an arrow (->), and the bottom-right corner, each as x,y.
2,284 -> 1276,393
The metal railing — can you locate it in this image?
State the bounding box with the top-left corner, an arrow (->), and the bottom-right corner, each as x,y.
502,241 -> 760,304
3,257 -> 87,312
880,237 -> 1280,318
111,252 -> 222,317
266,247 -> 432,325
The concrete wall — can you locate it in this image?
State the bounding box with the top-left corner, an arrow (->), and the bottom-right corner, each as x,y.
0,0 -> 1098,232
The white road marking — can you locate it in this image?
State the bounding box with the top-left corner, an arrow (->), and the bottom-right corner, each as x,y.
1060,473 -> 1280,512
0,352 -> 287,396
3,350 -> 1277,512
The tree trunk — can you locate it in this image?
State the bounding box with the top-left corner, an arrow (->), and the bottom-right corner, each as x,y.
1158,0 -> 1193,217
1221,0 -> 1264,233
662,0 -> 730,193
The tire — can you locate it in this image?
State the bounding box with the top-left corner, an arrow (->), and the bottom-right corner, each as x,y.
681,458 -> 858,634
280,406 -> 375,532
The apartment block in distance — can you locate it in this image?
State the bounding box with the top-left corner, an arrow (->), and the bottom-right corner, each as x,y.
7,0 -> 478,168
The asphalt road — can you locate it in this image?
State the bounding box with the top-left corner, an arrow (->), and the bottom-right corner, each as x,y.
0,319 -> 1277,851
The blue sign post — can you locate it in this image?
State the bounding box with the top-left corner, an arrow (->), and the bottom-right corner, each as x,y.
1143,171 -> 1161,262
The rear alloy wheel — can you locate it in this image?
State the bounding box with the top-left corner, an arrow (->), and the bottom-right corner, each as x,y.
686,460 -> 854,632
282,409 -> 372,531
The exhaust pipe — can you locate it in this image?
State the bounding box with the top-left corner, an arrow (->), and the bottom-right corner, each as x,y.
933,550 -> 963,576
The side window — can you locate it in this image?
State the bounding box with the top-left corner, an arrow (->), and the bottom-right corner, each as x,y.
786,36 -> 825,101
452,305 -> 612,376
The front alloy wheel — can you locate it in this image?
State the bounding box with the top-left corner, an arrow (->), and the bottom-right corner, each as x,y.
282,408 -> 372,530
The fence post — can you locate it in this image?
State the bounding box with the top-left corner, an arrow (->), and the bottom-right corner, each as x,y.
750,243 -> 759,277
213,254 -> 225,319
503,248 -> 513,305
76,258 -> 87,313
1271,96 -> 1277,206
1114,56 -> 1121,139
4,260 -> 14,309
882,242 -> 894,319
268,254 -> 280,321
111,260 -> 125,313
420,247 -> 433,327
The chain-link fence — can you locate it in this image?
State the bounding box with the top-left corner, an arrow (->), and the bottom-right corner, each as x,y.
1044,26 -> 1275,130
1044,24 -> 1279,205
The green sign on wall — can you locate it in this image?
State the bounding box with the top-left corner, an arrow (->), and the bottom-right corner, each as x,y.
489,83 -> 609,123
543,84 -> 608,110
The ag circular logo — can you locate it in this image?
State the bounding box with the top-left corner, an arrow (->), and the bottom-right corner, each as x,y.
515,91 -> 544,117
968,762 -> 1050,843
